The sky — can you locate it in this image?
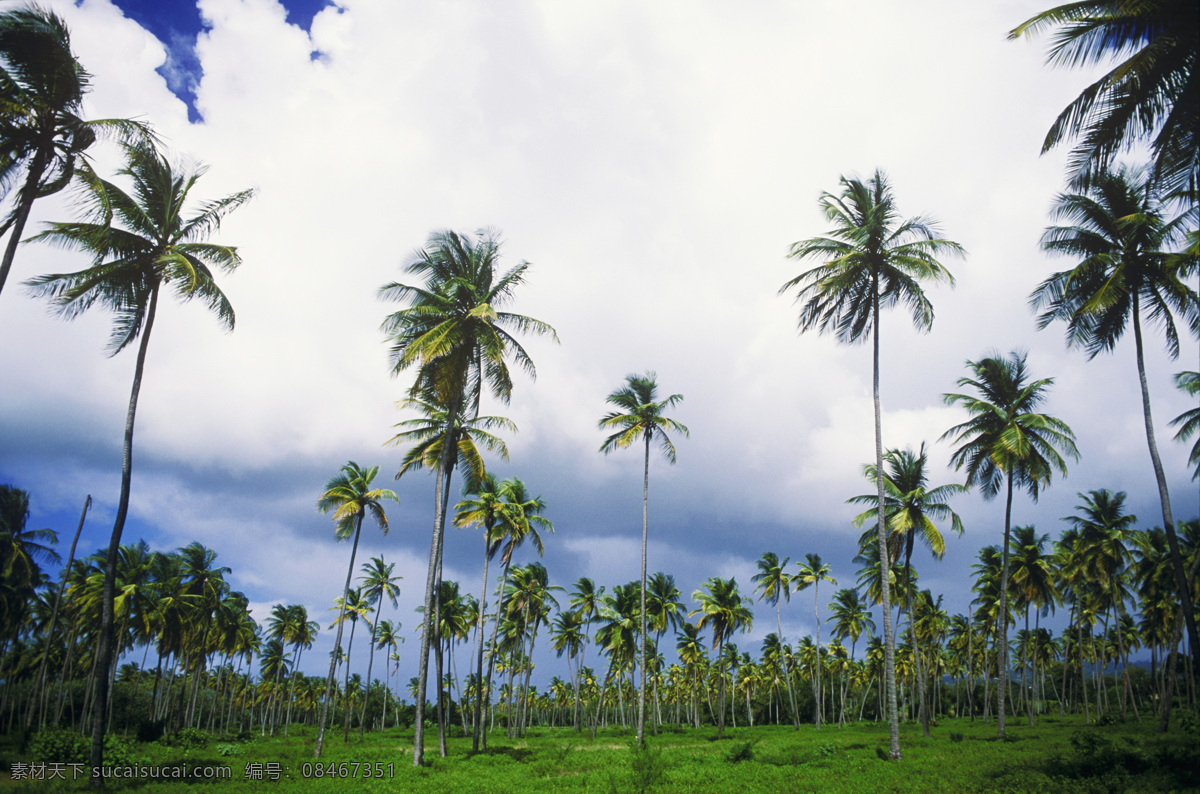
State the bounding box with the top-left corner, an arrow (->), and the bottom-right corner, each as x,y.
1,0 -> 1197,690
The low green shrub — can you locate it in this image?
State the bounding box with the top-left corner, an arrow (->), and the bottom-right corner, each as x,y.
629,743 -> 668,791
724,740 -> 754,763
950,731 -> 965,743
28,726 -> 87,764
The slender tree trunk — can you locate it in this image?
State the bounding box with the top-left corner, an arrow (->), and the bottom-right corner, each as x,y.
472,527 -> 494,751
413,392 -> 461,766
637,434 -> 649,747
360,607 -> 379,740
314,515 -> 362,758
89,285 -> 159,784
996,470 -> 1014,738
482,557 -> 513,751
0,143 -> 49,297
1131,300 -> 1198,708
32,495 -> 89,728
871,281 -> 901,760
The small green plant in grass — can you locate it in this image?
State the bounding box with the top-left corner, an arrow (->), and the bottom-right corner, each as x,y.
724,740 -> 755,763
27,726 -> 86,764
629,742 -> 668,791
949,731 -> 964,743
215,742 -> 243,757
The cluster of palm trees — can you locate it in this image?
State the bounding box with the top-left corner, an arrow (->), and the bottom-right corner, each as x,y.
0,0 -> 1196,771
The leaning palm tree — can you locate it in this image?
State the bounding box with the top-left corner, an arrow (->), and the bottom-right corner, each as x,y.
25,138 -> 251,771
313,462 -> 398,758
689,577 -> 752,740
598,371 -> 688,746
1009,1 -> 1198,192
379,228 -> 555,766
780,169 -> 962,759
942,352 -> 1078,737
0,5 -> 149,297
1029,163 -> 1198,662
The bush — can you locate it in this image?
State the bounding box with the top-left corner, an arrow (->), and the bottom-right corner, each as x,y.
950,731 -> 965,743
447,724 -> 466,738
28,726 -> 87,764
215,743 -> 243,757
161,727 -> 211,750
102,733 -> 137,768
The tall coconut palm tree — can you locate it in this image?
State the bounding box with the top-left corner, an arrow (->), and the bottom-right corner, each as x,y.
781,169 -> 962,759
645,572 -> 684,732
281,605 -> 317,735
598,371 -> 688,746
379,228 -> 555,766
0,5 -> 149,297
942,351 -> 1078,737
313,462 -> 398,758
689,577 -> 752,740
25,138 -> 251,771
752,551 -> 800,728
1030,163 -> 1198,660
848,443 -> 966,736
0,485 -> 58,644
1008,1 -> 1199,192
793,555 -> 836,729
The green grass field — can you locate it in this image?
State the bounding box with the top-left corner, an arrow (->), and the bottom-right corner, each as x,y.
4,715 -> 1198,792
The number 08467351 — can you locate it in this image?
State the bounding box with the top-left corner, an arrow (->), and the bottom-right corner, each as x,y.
299,761 -> 394,779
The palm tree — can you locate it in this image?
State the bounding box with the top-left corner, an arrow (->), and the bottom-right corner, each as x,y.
1008,526 -> 1057,724
454,471 -> 506,750
1030,163 -> 1198,661
568,578 -> 604,730
0,5 -> 148,297
793,554 -> 836,729
1169,371 -> 1199,479
25,138 -> 251,771
781,169 -> 962,759
598,371 -> 688,746
849,443 -> 965,736
1008,1 -> 1199,192
379,228 -> 555,767
313,462 -> 398,758
942,351 -> 1078,737
373,618 -> 402,730
281,605 -> 317,735
689,577 -> 752,739
0,485 -> 58,644
644,571 -> 684,732
829,588 -> 876,664
478,478 -> 552,748
357,556 -> 401,739
751,551 -> 799,728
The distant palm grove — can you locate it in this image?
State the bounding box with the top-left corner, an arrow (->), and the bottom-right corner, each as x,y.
0,0 -> 1197,783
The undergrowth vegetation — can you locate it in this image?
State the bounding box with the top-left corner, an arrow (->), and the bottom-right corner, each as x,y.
2,714 -> 1196,791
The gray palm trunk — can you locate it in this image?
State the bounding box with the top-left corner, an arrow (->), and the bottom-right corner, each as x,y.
637,433 -> 649,747
776,602 -> 800,729
0,144 -> 50,297
360,605 -> 380,739
1131,296 -> 1198,688
89,284 -> 159,782
482,556 -> 514,750
412,393 -> 461,766
314,512 -> 363,758
471,529 -> 493,751
997,471 -> 1014,737
871,282 -> 902,760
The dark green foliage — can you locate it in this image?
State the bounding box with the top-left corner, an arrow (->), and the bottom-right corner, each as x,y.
950,731 -> 965,743
160,727 -> 211,750
27,725 -> 86,764
724,740 -> 754,763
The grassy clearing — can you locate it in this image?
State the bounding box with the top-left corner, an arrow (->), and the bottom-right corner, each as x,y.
3,715 -> 1196,792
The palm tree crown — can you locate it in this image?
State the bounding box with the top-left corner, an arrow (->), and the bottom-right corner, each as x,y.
1009,0 -> 1199,191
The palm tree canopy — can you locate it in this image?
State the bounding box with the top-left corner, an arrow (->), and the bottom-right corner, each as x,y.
780,169 -> 963,344
316,462 -> 399,540
379,228 -> 557,413
942,351 -> 1079,501
1169,371 -> 1200,479
752,551 -> 792,607
793,553 -> 836,594
1029,164 -> 1198,360
388,392 -> 514,482
25,139 -> 253,353
598,371 -> 688,461
689,577 -> 753,652
849,443 -> 967,563
1009,0 -> 1199,191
